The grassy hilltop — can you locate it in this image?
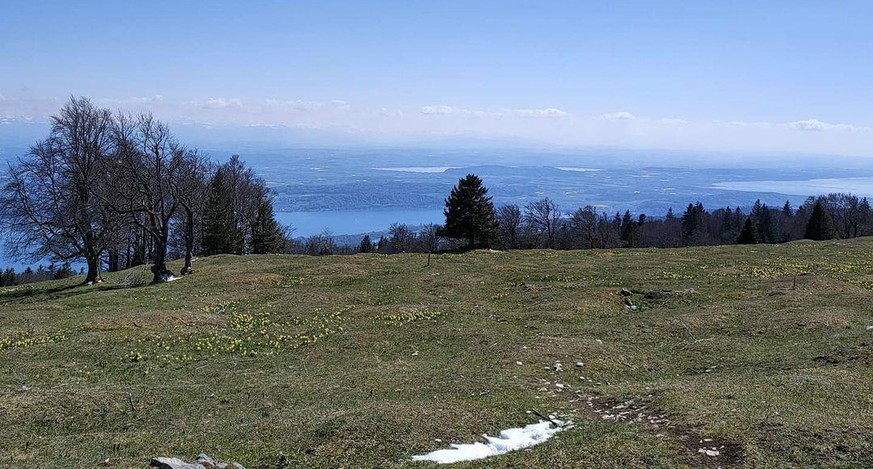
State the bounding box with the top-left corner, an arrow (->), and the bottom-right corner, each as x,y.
1,239 -> 872,468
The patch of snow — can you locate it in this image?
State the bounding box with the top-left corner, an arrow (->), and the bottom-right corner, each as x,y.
486,249 -> 503,253
165,275 -> 180,282
411,420 -> 563,464
698,448 -> 720,457
866,325 -> 873,331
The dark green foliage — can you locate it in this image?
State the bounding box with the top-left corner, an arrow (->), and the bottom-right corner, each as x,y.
681,202 -> 708,244
737,217 -> 759,244
620,210 -> 640,247
202,170 -> 243,256
52,263 -> 74,280
251,198 -> 286,254
0,268 -> 16,287
358,234 -> 374,253
804,201 -> 839,240
441,174 -> 498,249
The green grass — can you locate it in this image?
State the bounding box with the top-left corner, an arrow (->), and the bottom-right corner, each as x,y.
1,239 -> 872,468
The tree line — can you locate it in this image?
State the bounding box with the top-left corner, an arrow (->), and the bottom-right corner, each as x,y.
1,99 -> 867,284
0,97 -> 286,285
289,174 -> 867,255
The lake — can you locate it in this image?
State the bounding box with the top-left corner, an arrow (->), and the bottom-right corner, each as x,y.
712,177 -> 873,198
274,209 -> 445,238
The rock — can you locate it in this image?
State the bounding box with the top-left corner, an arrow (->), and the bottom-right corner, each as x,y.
866,325 -> 873,332
150,457 -> 205,469
644,291 -> 665,300
196,454 -> 217,468
153,456 -> 245,469
575,362 -> 584,368
618,288 -> 632,297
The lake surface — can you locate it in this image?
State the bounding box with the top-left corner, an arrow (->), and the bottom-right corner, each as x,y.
712,177 -> 873,198
274,209 -> 445,238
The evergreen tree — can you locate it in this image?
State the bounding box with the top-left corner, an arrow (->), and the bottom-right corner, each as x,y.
804,201 -> 839,240
358,234 -> 374,253
441,174 -> 498,249
0,268 -> 16,287
681,202 -> 707,244
620,210 -> 640,247
251,198 -> 286,254
202,170 -> 243,255
737,217 -> 759,244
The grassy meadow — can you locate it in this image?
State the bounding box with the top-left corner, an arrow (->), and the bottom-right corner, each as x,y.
1,239 -> 872,468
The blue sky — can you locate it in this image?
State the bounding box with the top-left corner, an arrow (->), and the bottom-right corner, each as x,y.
1,1 -> 872,155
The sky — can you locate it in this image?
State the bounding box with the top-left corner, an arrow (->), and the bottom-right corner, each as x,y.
1,0 -> 872,155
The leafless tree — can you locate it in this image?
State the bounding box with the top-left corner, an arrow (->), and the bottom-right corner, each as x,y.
524,198 -> 561,249
0,97 -> 114,284
220,155 -> 269,252
171,149 -> 213,274
497,204 -> 523,249
104,113 -> 184,283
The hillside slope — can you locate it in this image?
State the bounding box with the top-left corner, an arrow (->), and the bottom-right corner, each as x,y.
1,240 -> 872,468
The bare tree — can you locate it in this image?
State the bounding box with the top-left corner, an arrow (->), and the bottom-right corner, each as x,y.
221,155 -> 268,252
171,149 -> 213,274
104,113 -> 184,283
568,206 -> 602,249
0,97 -> 114,284
524,198 -> 561,249
497,204 -> 523,249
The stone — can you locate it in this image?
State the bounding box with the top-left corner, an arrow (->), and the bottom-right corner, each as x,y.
618,288 -> 632,297
150,457 -> 205,469
196,454 -> 217,468
644,290 -> 665,300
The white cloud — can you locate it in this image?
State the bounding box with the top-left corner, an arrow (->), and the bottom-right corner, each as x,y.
421,105 -> 460,115
266,99 -> 350,112
421,105 -> 569,118
657,118 -> 688,125
600,111 -> 636,122
507,108 -> 569,118
200,98 -> 243,110
787,118 -> 863,132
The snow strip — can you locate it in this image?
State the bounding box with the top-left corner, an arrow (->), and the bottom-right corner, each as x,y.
411,420 -> 562,464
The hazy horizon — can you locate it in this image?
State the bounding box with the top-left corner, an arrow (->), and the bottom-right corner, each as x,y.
2,1 -> 873,157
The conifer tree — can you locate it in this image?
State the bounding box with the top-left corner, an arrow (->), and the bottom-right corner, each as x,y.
251,198 -> 286,254
202,170 -> 242,255
441,174 -> 498,249
804,201 -> 839,240
358,234 -> 374,253
737,217 -> 759,244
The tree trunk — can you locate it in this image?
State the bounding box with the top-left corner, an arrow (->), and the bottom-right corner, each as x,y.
108,249 -> 120,272
84,252 -> 102,285
150,226 -> 174,283
181,209 -> 195,275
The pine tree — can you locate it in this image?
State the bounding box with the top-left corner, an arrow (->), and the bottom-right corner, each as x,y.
804,201 -> 839,240
737,217 -> 759,244
358,234 -> 374,253
202,170 -> 243,255
441,174 -> 498,249
620,210 -> 640,247
251,198 -> 286,254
